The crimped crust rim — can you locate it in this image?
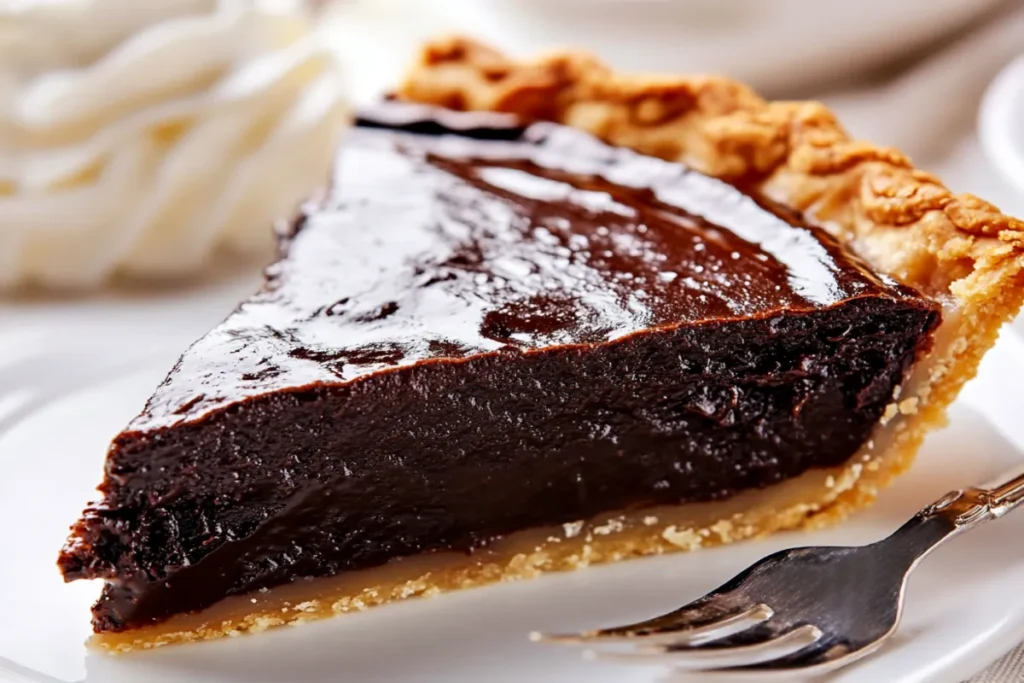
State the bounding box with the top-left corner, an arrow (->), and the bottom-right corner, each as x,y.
398,36 -> 1024,305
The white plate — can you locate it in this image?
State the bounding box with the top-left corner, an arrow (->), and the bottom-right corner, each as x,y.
980,55 -> 1024,199
1,326 -> 1024,683
425,0 -> 1004,93
322,0 -> 1006,102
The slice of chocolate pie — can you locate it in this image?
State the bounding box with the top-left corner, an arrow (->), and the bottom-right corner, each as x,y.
60,40 -> 1024,652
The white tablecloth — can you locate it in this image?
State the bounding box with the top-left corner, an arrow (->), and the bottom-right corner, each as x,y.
972,646 -> 1024,683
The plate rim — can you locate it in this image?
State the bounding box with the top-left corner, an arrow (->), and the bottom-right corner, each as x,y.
979,54 -> 1024,197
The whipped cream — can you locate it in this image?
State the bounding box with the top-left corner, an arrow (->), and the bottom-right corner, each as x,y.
0,0 -> 349,289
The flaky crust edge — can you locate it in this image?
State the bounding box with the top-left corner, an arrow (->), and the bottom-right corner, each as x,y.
399,36 -> 1024,526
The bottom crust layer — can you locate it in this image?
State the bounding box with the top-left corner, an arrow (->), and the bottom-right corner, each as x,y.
92,431 -> 915,653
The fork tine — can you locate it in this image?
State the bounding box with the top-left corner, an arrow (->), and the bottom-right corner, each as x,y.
741,636 -> 850,670
535,599 -> 772,646
587,624 -> 823,671
725,637 -> 879,677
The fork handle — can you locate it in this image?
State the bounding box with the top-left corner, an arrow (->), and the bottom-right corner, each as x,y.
981,464 -> 1024,516
875,463 -> 1024,569
925,463 -> 1024,527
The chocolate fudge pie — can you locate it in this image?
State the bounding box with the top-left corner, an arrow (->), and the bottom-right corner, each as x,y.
59,38 -> 1024,652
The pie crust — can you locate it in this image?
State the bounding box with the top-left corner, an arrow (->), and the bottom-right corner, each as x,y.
92,37 -> 1024,651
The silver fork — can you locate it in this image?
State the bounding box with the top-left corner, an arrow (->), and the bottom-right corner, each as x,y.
533,465 -> 1024,678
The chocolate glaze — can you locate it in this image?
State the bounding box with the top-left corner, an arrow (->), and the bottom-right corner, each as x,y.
59,103 -> 940,633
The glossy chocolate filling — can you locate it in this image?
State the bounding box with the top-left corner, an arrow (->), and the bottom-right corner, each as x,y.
59,103 -> 940,633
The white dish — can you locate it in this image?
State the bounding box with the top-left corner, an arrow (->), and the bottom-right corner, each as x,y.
321,0 -> 1006,103
1,324 -> 1023,683
426,0 -> 1004,93
980,55 -> 1024,199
